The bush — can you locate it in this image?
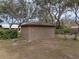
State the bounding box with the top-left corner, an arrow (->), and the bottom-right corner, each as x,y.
63,27 -> 70,33
55,27 -> 70,34
0,29 -> 18,39
55,29 -> 64,34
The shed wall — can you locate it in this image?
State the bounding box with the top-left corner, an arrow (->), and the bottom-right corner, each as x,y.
21,26 -> 55,42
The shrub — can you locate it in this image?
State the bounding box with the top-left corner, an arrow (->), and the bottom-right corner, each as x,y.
0,29 -> 18,39
55,29 -> 64,34
63,27 -> 70,33
55,27 -> 70,34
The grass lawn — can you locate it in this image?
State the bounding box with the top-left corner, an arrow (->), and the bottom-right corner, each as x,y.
0,37 -> 79,59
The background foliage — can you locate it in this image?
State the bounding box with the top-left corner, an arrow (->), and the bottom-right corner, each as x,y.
0,28 -> 18,39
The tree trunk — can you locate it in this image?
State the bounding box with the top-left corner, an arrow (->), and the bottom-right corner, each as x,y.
74,34 -> 77,40
9,24 -> 12,30
56,19 -> 61,29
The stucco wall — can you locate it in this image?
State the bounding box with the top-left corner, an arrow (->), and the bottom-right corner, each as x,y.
21,27 -> 29,41
21,24 -> 55,42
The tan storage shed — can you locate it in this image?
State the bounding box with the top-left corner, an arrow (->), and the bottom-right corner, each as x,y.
21,23 -> 55,42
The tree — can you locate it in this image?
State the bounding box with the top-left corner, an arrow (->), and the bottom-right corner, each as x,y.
0,0 -> 17,29
63,0 -> 79,40
0,0 -> 36,29
34,0 -> 73,28
0,19 -> 3,23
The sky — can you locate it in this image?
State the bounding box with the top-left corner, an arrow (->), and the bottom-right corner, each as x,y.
27,0 -> 32,2
61,11 -> 76,20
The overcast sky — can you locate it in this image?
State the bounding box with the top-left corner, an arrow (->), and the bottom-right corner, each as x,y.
27,0 -> 32,2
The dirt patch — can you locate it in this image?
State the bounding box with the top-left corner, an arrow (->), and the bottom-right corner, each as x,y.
0,39 -> 79,59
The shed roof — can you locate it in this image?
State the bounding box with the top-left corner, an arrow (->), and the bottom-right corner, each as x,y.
21,23 -> 56,27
